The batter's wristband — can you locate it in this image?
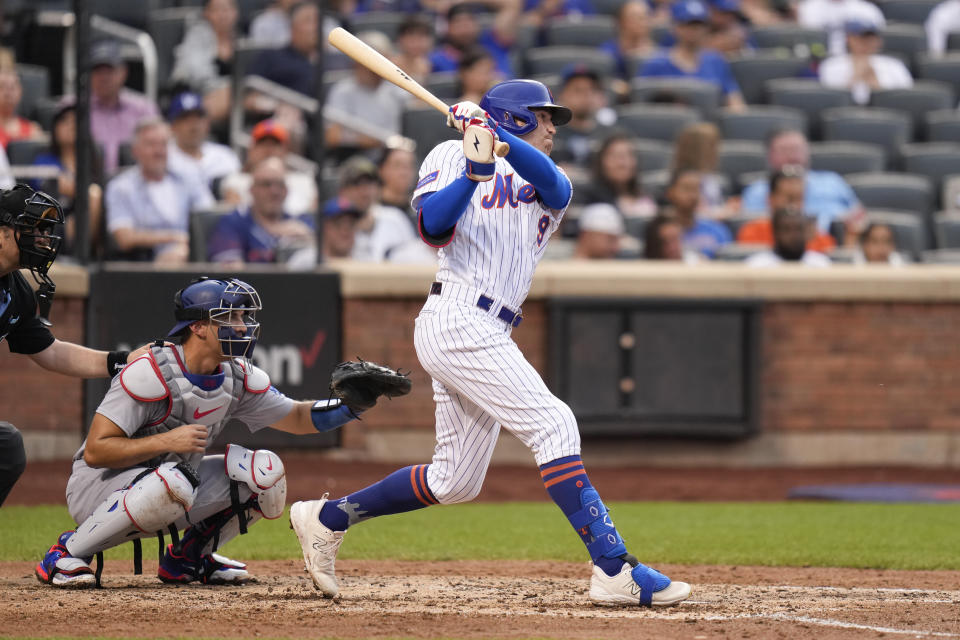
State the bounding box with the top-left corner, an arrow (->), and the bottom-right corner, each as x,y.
106,350 -> 129,377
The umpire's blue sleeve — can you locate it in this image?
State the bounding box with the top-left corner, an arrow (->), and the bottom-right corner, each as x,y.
418,175 -> 479,246
494,126 -> 572,210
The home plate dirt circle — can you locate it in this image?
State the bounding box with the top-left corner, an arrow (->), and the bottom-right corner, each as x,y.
2,561 -> 958,639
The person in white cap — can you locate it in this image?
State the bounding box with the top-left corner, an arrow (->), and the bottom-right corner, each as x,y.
574,203 -> 627,260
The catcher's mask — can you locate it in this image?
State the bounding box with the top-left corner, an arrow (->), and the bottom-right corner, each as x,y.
0,184 -> 65,325
169,277 -> 262,359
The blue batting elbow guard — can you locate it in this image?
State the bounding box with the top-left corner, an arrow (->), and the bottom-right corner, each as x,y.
310,399 -> 358,432
465,159 -> 495,182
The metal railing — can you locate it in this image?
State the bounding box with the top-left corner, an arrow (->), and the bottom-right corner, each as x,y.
36,10 -> 159,103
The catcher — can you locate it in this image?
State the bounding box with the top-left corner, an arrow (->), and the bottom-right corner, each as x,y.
35,276 -> 410,588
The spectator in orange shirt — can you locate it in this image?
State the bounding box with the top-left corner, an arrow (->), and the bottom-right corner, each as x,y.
737,166 -> 836,253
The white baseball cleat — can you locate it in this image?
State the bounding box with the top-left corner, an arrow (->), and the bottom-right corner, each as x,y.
289,497 -> 344,598
589,562 -> 691,607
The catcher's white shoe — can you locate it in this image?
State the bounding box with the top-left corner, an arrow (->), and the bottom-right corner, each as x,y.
290,497 -> 344,598
589,562 -> 691,607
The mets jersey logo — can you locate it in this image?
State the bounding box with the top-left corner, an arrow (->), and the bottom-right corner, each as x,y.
480,173 -> 538,209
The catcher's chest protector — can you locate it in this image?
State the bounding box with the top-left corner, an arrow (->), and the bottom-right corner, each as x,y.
119,345 -> 271,468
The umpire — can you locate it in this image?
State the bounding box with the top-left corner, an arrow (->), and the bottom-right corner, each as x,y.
0,185 -> 134,506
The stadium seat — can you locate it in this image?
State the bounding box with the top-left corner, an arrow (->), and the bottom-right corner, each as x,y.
629,78 -> 722,119
15,64 -> 49,121
189,207 -> 233,263
718,106 -> 807,142
728,52 -> 811,104
750,26 -> 829,53
90,0 -> 151,30
403,107 -> 458,162
723,214 -> 763,238
944,175 -> 960,213
926,110 -> 960,143
915,53 -> 960,102
809,142 -> 886,175
878,23 -> 927,66
827,247 -> 858,263
715,243 -> 768,261
737,170 -> 768,192
624,216 -> 649,241
592,0 -> 626,15
423,72 -> 459,102
148,7 -> 199,91
640,169 -> 670,201
820,107 -> 912,165
878,0 -> 940,24
633,138 -> 674,173
900,143 -> 960,202
921,248 -> 960,262
717,141 -> 767,188
864,209 -> 926,259
33,97 -> 61,133
934,211 -> 960,247
949,32 -> 960,50
870,82 -> 956,134
524,47 -> 616,77
615,104 -> 702,143
6,140 -> 47,166
545,15 -> 616,47
846,171 -> 934,215
347,12 -> 407,38
765,79 -> 853,140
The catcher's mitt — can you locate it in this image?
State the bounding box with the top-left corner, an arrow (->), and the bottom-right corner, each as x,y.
329,358 -> 412,413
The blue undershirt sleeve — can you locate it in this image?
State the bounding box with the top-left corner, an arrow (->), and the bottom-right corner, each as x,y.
418,174 -> 479,243
494,126 -> 572,210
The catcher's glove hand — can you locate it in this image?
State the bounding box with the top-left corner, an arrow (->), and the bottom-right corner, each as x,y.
329,358 -> 412,413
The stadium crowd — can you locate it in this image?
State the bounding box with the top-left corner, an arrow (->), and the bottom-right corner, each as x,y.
1,0 -> 960,267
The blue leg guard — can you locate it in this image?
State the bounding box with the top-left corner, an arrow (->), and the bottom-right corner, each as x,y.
566,488 -> 628,562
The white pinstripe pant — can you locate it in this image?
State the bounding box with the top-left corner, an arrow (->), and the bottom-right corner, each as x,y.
414,285 -> 581,504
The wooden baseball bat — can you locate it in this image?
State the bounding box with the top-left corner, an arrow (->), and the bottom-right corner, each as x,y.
327,27 -> 509,157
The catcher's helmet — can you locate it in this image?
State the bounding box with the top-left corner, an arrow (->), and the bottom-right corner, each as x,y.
479,80 -> 572,136
0,184 -> 64,277
168,277 -> 262,359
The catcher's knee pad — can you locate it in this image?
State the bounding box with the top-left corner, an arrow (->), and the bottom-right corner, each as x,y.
67,462 -> 200,558
224,444 -> 286,519
569,488 -> 626,562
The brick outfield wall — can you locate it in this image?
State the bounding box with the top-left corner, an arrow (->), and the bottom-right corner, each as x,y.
4,296 -> 960,451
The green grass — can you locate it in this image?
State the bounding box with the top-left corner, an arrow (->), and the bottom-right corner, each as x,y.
3,502 -> 958,570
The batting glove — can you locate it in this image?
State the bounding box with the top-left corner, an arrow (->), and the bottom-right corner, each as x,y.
463,119 -> 497,182
447,101 -> 491,134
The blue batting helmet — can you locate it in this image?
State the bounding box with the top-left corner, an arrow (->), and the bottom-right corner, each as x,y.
169,277 -> 262,359
479,80 -> 572,136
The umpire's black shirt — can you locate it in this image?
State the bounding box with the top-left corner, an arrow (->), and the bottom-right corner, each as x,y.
0,271 -> 54,354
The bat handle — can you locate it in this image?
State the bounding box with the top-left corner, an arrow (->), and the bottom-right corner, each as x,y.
493,141 -> 510,157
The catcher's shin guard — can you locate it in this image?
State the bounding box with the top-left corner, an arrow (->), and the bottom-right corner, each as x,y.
66,462 -> 199,558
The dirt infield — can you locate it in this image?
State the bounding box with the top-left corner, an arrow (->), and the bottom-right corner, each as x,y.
2,560 -> 958,639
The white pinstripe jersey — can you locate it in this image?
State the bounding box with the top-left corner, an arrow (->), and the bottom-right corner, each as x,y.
412,140 -> 572,311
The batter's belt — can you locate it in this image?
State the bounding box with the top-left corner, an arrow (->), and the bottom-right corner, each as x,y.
428,281 -> 523,327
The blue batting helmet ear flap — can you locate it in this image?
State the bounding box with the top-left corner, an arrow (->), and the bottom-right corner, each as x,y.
479,80 -> 573,136
169,277 -> 262,360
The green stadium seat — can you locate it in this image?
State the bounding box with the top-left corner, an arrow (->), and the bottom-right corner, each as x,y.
809,142 -> 886,175
545,15 -> 616,47
728,52 -> 811,104
718,106 -> 807,142
615,104 -> 702,143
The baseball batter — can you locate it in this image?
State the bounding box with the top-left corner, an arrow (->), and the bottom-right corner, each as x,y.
34,277 -> 407,588
292,80 -> 691,607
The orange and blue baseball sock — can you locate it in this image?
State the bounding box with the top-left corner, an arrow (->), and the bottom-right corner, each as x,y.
540,455 -> 628,577
318,464 -> 437,531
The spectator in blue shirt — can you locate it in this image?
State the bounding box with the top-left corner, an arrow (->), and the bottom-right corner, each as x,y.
600,0 -> 659,80
429,2 -> 520,78
105,117 -> 214,263
208,156 -> 315,265
663,167 -> 732,258
741,128 -> 864,238
246,1 -> 319,97
638,0 -> 746,110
